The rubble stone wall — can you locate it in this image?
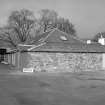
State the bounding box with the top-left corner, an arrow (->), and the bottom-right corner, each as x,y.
23,52 -> 102,72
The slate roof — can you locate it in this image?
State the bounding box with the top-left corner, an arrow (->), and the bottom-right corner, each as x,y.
43,28 -> 84,44
29,42 -> 105,53
31,31 -> 52,44
31,28 -> 84,44
18,28 -> 105,53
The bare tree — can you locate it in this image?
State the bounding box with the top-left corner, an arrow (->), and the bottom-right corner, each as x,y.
8,9 -> 37,43
0,9 -> 37,48
0,27 -> 18,48
38,9 -> 76,36
39,9 -> 58,32
0,9 -> 77,48
56,17 -> 76,36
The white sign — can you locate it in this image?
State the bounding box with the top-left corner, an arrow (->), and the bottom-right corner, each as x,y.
23,67 -> 34,73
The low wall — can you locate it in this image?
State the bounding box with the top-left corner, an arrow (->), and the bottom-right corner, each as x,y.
23,52 -> 102,72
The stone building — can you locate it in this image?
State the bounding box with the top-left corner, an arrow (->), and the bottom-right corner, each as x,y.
17,28 -> 105,72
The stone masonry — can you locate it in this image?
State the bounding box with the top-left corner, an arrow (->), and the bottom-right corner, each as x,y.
25,52 -> 102,72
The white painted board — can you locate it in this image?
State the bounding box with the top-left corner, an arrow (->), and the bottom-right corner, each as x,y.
23,68 -> 34,72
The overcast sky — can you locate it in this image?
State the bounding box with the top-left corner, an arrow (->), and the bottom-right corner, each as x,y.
0,0 -> 105,39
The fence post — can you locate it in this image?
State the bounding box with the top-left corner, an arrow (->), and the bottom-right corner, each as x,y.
17,51 -> 20,69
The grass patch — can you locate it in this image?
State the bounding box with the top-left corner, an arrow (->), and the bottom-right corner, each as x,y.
1,70 -> 105,105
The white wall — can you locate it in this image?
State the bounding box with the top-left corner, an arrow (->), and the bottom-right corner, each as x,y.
98,38 -> 105,45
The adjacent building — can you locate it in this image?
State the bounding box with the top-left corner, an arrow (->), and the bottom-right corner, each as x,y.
98,35 -> 105,45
